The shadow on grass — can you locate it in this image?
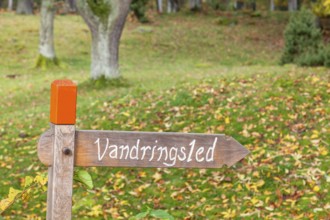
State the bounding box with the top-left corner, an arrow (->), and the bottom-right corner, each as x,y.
79,76 -> 131,90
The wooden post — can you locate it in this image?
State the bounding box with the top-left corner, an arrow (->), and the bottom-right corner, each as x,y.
46,80 -> 77,220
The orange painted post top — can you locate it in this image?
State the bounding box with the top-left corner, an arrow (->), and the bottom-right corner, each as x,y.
50,80 -> 77,125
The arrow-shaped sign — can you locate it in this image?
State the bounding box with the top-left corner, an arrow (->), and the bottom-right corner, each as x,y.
38,126 -> 249,168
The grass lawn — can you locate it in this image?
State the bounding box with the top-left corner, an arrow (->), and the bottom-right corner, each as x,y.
0,10 -> 329,219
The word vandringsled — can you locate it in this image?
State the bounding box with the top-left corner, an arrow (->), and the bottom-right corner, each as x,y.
95,137 -> 218,167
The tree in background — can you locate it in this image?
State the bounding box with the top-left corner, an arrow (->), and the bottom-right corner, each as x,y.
270,0 -> 299,11
189,0 -> 201,11
65,0 -> 77,12
7,0 -> 13,10
16,0 -> 34,14
36,0 -> 58,68
167,0 -> 179,13
76,0 -> 132,79
156,0 -> 163,12
288,0 -> 298,10
280,9 -> 326,66
131,0 -> 149,23
270,0 -> 275,10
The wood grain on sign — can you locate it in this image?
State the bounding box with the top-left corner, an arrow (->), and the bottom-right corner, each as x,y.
46,125 -> 75,220
39,129 -> 249,168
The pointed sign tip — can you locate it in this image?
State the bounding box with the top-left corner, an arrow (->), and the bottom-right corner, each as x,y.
225,149 -> 249,167
224,137 -> 250,167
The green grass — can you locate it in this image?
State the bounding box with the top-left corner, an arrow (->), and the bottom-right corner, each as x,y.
0,11 -> 330,219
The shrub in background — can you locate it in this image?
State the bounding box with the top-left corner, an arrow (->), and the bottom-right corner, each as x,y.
323,44 -> 330,67
130,0 -> 149,23
280,8 -> 324,66
296,50 -> 325,66
207,0 -> 237,11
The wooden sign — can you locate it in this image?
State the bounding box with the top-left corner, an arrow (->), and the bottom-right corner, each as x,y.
38,80 -> 249,220
38,129 -> 249,168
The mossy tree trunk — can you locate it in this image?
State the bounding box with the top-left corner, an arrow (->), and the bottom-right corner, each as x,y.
77,0 -> 132,80
36,0 -> 58,68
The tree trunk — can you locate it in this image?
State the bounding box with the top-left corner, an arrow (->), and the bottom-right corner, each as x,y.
16,0 -> 34,14
270,0 -> 274,11
250,0 -> 256,11
156,0 -> 163,13
7,0 -> 13,11
36,0 -> 58,68
77,0 -> 131,79
65,0 -> 77,13
39,0 -> 56,59
288,0 -> 297,11
90,28 -> 119,79
189,0 -> 201,11
167,0 -> 179,13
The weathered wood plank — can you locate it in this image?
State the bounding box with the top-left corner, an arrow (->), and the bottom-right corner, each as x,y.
46,125 -> 75,220
39,130 -> 249,168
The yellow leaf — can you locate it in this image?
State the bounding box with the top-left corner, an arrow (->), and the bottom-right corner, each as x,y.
325,0 -> 330,6
225,117 -> 230,124
311,76 -> 320,83
8,187 -> 21,201
256,180 -> 265,187
265,206 -> 274,211
251,197 -> 259,205
121,112 -> 130,117
264,190 -> 272,195
265,197 -> 270,204
319,146 -> 328,156
109,207 -> 120,219
87,205 -> 102,217
34,174 -> 47,186
152,172 -> 162,182
221,209 -> 236,219
136,183 -> 150,192
115,171 -> 125,178
310,134 -> 319,139
0,199 -> 11,212
215,113 -> 223,120
24,176 -> 33,188
273,177 -> 282,182
114,179 -> 125,190
242,129 -> 250,137
313,185 -> 320,192
138,171 -> 147,178
120,200 -> 129,206
205,205 -> 214,211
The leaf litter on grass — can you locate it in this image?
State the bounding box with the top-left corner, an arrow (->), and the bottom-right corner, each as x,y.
0,69 -> 329,219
